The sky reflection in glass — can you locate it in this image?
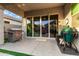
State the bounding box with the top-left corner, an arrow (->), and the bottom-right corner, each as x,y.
4,10 -> 22,21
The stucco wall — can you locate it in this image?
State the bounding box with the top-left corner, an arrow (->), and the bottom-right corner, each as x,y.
72,13 -> 79,29
71,4 -> 79,30
64,4 -> 72,27
0,8 -> 4,44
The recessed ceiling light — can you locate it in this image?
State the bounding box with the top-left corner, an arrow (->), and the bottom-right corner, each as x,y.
17,4 -> 21,8
22,4 -> 25,6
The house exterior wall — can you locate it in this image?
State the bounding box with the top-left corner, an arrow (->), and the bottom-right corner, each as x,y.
64,3 -> 72,27
0,7 -> 4,44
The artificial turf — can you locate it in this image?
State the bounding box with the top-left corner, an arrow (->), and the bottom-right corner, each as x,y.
0,49 -> 33,56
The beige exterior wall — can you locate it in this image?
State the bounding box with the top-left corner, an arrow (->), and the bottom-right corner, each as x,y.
73,14 -> 79,51
72,13 -> 79,30
0,7 -> 4,44
64,4 -> 72,27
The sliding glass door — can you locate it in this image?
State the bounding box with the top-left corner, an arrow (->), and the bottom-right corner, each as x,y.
26,15 -> 58,38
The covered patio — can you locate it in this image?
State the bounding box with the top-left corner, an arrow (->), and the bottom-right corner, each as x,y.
0,3 -> 79,56
0,38 -> 71,56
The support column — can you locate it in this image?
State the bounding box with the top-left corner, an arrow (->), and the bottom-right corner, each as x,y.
32,17 -> 34,37
0,6 -> 4,44
40,16 -> 42,37
22,17 -> 27,39
48,15 -> 50,38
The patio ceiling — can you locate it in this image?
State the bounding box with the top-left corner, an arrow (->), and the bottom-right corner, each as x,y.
0,3 -> 65,17
16,3 -> 65,11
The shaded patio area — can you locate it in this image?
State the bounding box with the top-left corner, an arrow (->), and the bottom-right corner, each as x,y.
0,38 -> 73,56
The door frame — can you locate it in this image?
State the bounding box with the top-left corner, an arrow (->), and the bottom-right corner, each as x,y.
26,14 -> 59,39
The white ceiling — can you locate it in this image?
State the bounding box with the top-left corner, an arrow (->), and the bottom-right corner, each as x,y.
16,3 -> 65,11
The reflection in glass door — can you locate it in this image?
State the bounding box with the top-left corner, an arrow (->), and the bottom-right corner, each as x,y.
27,17 -> 32,36
41,16 -> 48,37
26,15 -> 58,38
34,17 -> 40,37
50,15 -> 58,37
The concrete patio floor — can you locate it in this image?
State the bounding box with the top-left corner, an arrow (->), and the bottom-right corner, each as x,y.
0,38 -> 73,56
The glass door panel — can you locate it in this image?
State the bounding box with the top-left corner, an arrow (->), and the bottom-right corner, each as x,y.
41,16 -> 48,37
33,17 -> 40,37
27,17 -> 32,36
50,15 -> 58,37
